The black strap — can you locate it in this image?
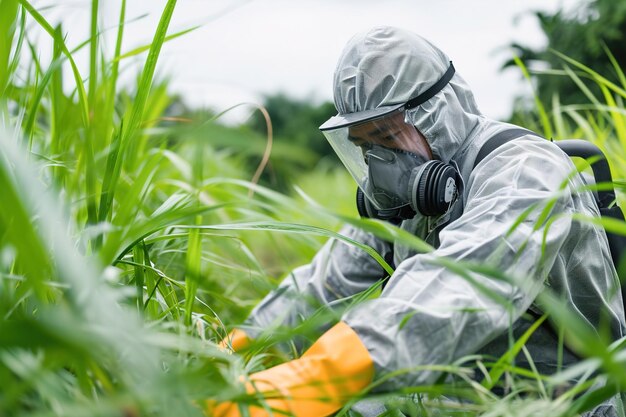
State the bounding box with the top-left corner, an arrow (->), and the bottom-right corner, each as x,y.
405,61 -> 456,109
473,128 -> 541,169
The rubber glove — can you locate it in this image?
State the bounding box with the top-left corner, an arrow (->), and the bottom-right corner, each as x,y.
219,328 -> 251,352
209,321 -> 374,417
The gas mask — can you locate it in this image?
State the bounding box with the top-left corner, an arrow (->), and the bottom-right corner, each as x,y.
361,144 -> 459,222
364,144 -> 429,209
319,61 -> 460,222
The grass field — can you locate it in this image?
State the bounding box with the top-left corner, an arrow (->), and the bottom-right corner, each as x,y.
1,1 -> 626,416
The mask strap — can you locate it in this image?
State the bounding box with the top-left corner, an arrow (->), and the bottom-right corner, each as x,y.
404,61 -> 455,110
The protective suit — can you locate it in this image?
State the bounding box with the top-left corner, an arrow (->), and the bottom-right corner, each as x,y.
223,27 -> 626,416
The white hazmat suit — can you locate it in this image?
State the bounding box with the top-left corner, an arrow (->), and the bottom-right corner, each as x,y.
241,26 -> 626,416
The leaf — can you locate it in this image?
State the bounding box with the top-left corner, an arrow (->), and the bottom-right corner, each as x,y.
172,221 -> 395,275
114,25 -> 200,62
18,0 -> 90,125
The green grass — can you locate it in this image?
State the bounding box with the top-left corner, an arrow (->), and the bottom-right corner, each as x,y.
511,50 -> 626,205
1,1 -> 626,416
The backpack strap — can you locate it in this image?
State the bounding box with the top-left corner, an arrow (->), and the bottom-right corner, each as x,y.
473,128 -> 542,169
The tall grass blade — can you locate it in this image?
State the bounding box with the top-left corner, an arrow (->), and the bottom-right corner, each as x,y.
100,0 -> 178,224
88,0 -> 99,111
482,314 -> 548,390
133,243 -> 146,313
184,217 -> 202,327
599,83 -> 626,149
49,25 -> 65,184
82,0 -> 100,229
5,8 -> 26,97
18,0 -> 89,125
562,64 -> 604,109
174,221 -> 395,275
139,241 -> 161,319
23,57 -> 62,142
114,25 -> 199,62
513,54 -> 553,139
603,44 -> 626,90
105,204 -> 228,265
0,0 -> 19,98
101,0 -> 126,148
551,49 -> 626,100
97,124 -> 122,227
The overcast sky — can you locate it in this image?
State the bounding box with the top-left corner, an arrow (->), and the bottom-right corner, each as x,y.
34,0 -> 582,123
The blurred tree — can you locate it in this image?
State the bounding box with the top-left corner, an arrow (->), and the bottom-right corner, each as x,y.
170,97 -> 332,193
505,0 -> 626,117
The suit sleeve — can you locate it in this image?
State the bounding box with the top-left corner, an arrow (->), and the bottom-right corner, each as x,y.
243,225 -> 393,343
341,137 -> 577,390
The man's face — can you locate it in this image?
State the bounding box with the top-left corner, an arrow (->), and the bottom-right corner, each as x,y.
347,111 -> 433,159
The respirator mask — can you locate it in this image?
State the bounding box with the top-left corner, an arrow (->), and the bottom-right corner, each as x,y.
319,62 -> 460,223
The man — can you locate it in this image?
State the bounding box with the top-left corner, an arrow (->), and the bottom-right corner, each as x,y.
212,26 -> 625,417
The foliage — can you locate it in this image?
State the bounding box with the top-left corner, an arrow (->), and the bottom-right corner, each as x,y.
0,0 -> 328,414
247,93 -> 339,190
505,0 -> 626,113
508,51 -> 626,206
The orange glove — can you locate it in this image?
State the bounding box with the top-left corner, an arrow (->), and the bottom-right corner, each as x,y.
219,328 -> 251,353
208,321 -> 374,417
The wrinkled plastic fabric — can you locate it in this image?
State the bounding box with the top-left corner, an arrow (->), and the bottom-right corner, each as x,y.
243,27 -> 626,416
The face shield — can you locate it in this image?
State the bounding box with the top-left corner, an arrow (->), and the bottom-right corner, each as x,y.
320,61 -> 457,216
320,106 -> 433,211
